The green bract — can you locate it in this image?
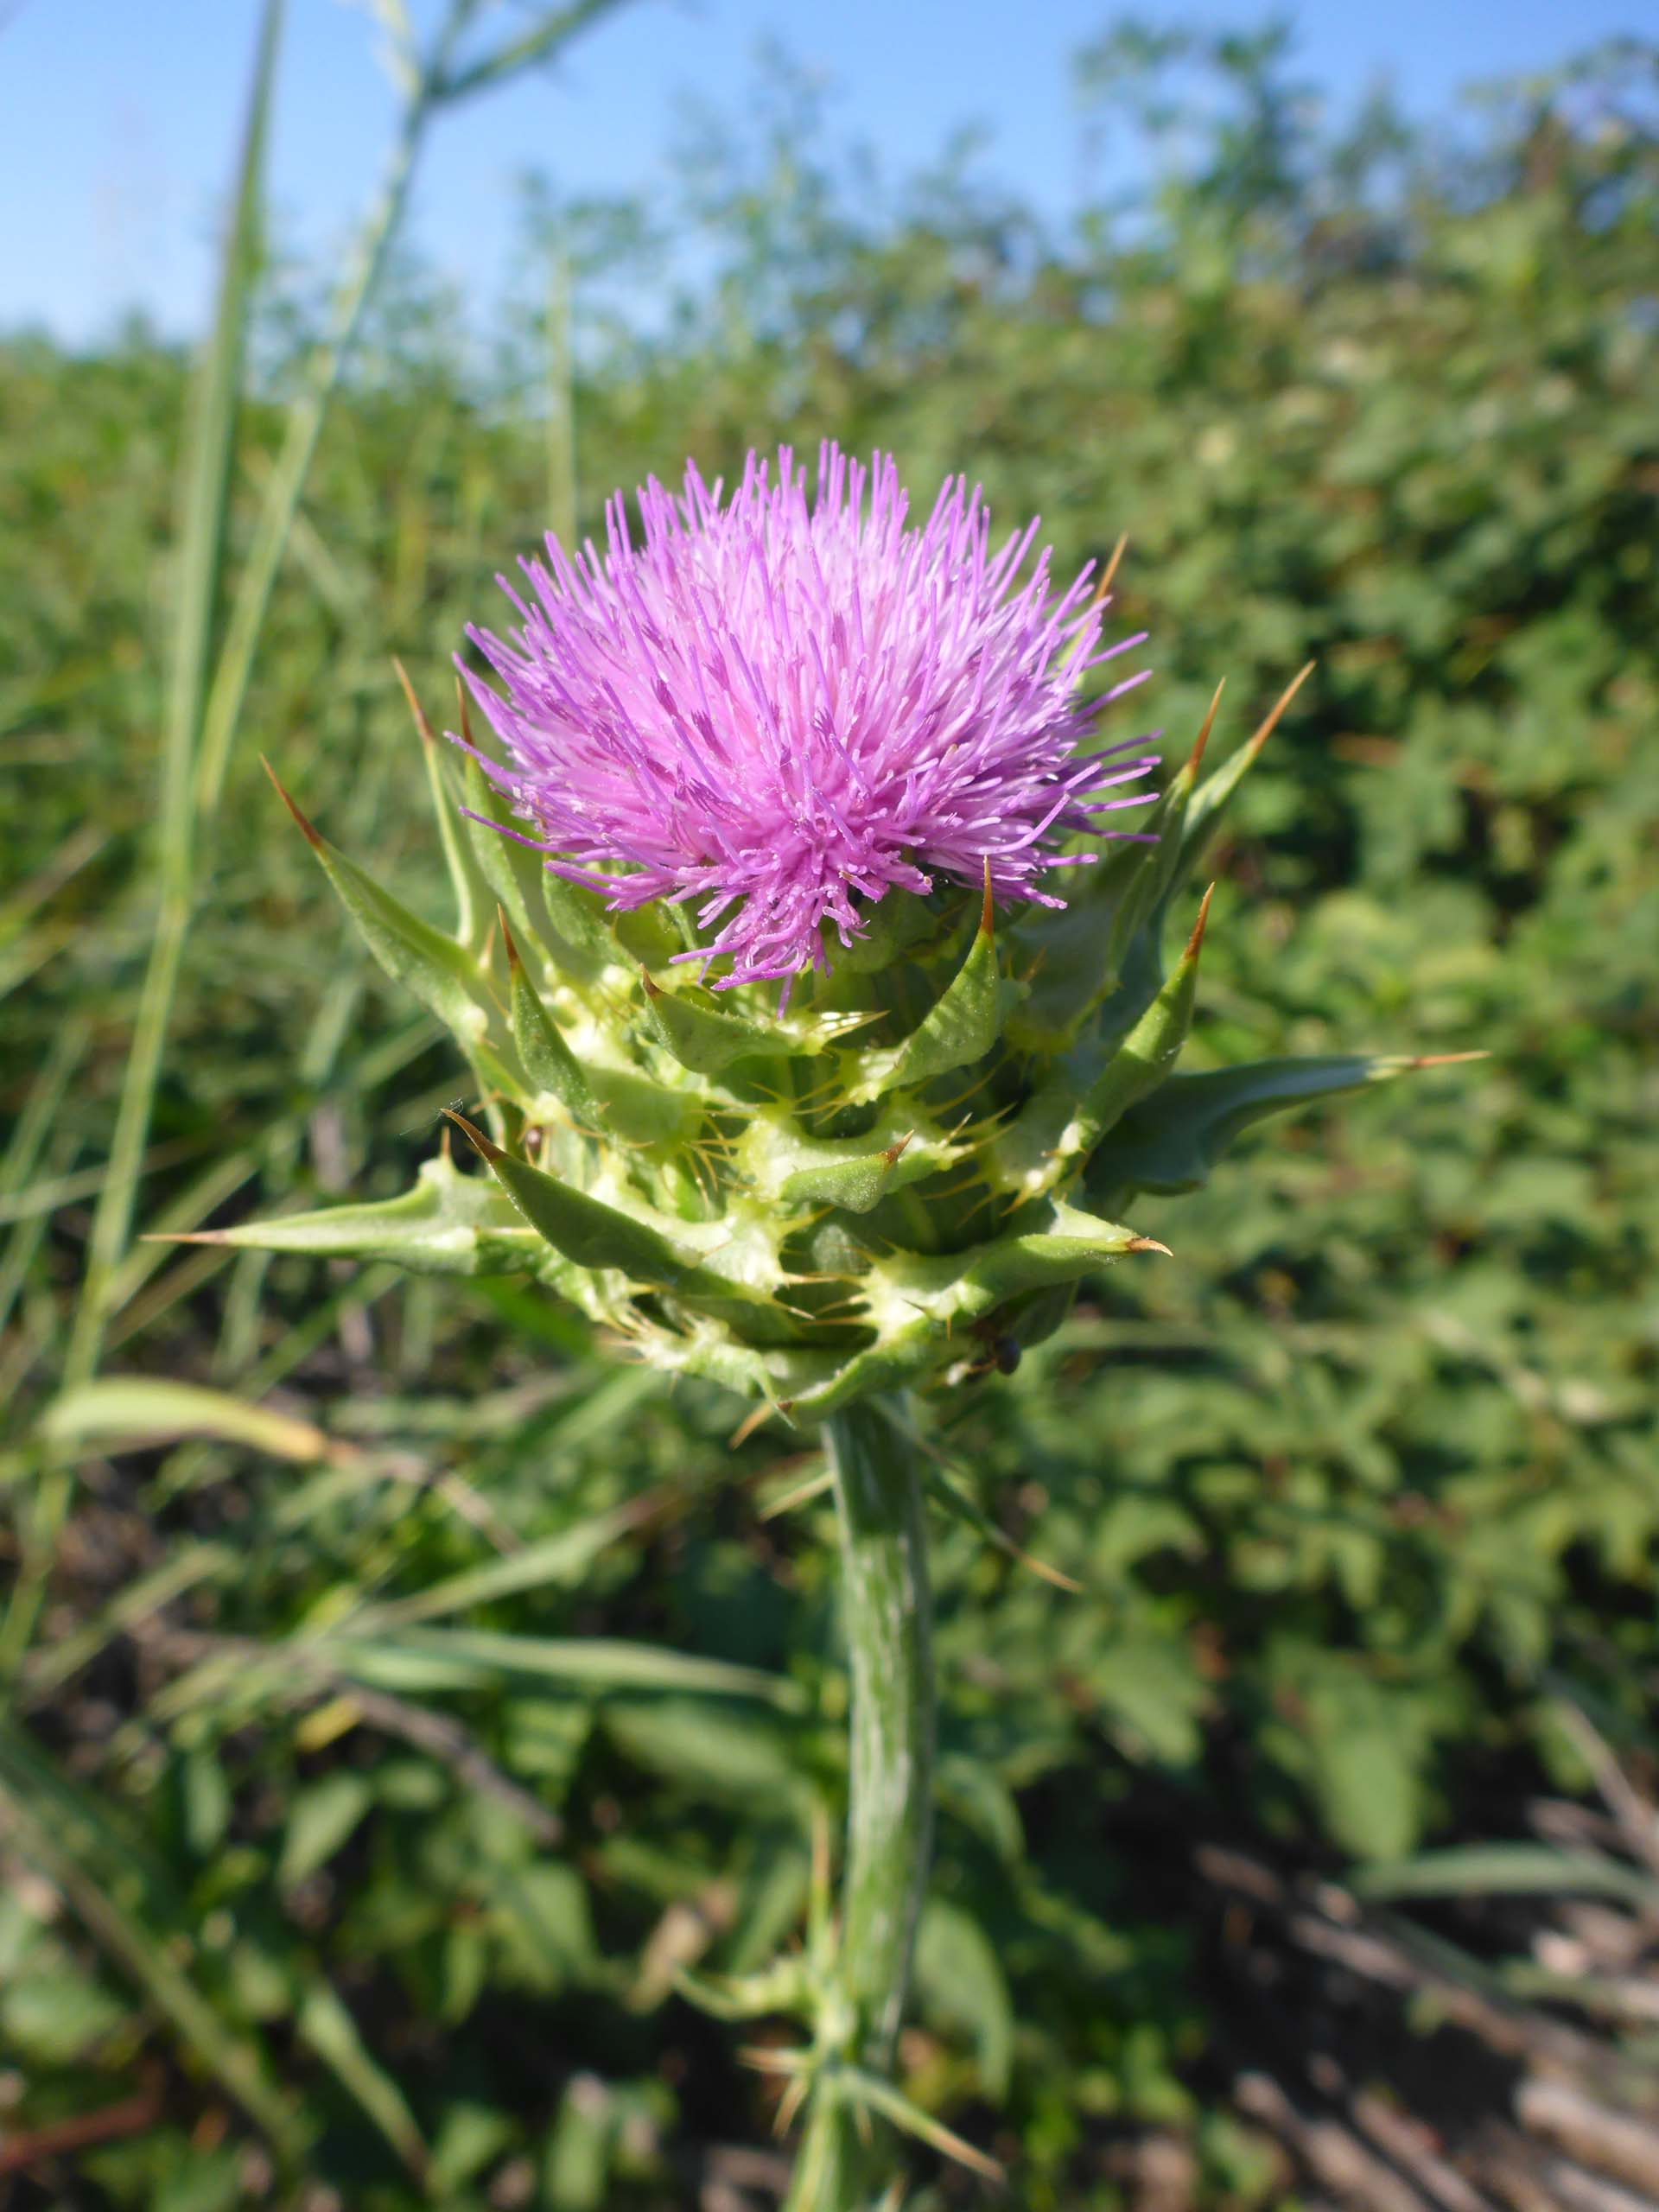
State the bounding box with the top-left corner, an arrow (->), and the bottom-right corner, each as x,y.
213,675 -> 1439,1423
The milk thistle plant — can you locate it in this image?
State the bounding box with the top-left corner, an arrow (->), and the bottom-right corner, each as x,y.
220,444 -> 1431,2205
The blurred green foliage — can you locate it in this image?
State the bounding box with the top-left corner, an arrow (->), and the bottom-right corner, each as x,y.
2,24 -> 1656,2209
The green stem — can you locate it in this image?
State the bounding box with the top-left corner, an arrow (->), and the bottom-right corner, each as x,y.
786,1398 -> 934,2212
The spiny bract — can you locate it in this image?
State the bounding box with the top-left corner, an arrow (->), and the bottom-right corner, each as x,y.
217,455 -> 1431,1424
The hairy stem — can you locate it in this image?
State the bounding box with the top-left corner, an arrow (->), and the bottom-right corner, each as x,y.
786,1398 -> 934,2210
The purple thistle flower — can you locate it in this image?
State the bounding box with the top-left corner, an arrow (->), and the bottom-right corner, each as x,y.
461,443 -> 1159,988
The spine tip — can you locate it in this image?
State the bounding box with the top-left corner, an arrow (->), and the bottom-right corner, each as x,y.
392,658 -> 436,746
443,1108 -> 503,1164
1187,678 -> 1226,775
1184,882 -> 1217,963
1245,660 -> 1316,762
262,757 -> 323,849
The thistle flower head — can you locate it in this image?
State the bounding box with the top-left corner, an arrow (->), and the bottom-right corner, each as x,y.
241,461 -> 1356,1429
462,443 -> 1157,988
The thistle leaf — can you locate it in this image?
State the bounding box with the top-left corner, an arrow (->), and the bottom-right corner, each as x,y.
1175,664 -> 1313,893
463,752 -> 554,947
445,1115 -> 807,1344
156,1154 -> 537,1278
950,1198 -> 1161,1304
461,750 -> 608,984
640,973 -> 790,1076
448,1115 -> 702,1284
587,1064 -> 704,1147
844,874 -> 1018,1103
996,888 -> 1212,1197
398,659 -> 491,950
788,1201 -> 1159,1418
1009,688 -> 1221,1050
778,1135 -> 918,1215
741,1112 -> 953,1216
501,911 -> 598,1128
1087,1052 -> 1463,1202
265,764 -> 493,1046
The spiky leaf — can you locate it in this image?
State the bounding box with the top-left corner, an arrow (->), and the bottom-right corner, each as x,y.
1087,1053 -> 1450,1201
452,1117 -> 703,1284
268,766 -> 493,1045
741,1114 -> 956,1216
844,880 -> 1017,1103
448,1116 -> 809,1345
462,753 -> 610,983
502,913 -> 598,1127
996,888 -> 1212,1197
641,975 -> 792,1076
164,1154 -> 537,1278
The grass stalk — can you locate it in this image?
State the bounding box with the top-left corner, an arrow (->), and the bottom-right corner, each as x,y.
546,231 -> 578,547
70,0 -> 283,1375
16,2 -> 634,1684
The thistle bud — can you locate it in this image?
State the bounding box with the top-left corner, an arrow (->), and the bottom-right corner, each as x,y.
221,447 -> 1421,1423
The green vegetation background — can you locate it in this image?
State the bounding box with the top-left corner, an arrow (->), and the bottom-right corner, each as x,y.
2,25 -> 1655,2209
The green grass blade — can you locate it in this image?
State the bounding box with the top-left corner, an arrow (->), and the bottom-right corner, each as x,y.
190,80 -> 431,827
435,0 -> 636,101
1,1 -> 287,1692
322,1629 -> 805,1707
296,1981 -> 429,2178
71,0 -> 284,1375
545,231 -> 577,546
24,1543 -> 238,1700
1351,1845 -> 1659,1911
0,1016 -> 90,1334
354,1498 -> 652,1629
37,1376 -> 338,1463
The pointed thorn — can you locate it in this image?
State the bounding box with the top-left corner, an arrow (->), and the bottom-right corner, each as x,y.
1245,661 -> 1316,761
1021,1551 -> 1084,1596
497,904 -> 522,973
1408,1049 -> 1491,1069
261,757 -> 323,849
881,1132 -> 915,1169
979,855 -> 995,938
728,1403 -> 777,1449
443,1108 -> 503,1164
641,969 -> 663,1001
1187,679 -> 1226,775
391,658 -> 436,745
1098,531 -> 1128,598
140,1230 -> 228,1247
737,2044 -> 807,2076
1127,1236 -> 1173,1256
774,2074 -> 809,2139
1184,882 -> 1217,963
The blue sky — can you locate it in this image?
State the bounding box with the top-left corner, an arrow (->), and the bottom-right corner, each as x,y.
2,0 -> 1647,344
